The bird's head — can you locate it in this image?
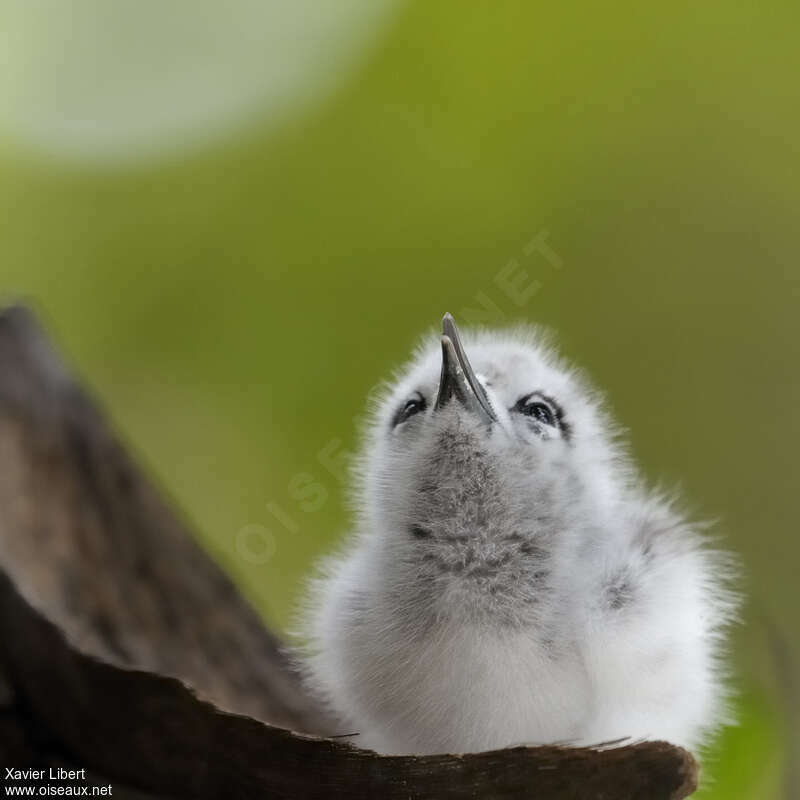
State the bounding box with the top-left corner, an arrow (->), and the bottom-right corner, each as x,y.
355,314 -> 629,628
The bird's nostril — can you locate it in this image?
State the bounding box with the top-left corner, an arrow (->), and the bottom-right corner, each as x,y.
410,525 -> 433,539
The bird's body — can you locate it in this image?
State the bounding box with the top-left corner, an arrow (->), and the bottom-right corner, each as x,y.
301,315 -> 736,756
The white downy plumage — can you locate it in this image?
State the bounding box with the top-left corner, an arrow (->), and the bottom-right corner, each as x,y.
300,314 -> 738,756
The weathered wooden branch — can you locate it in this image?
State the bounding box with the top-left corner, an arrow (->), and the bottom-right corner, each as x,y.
0,305 -> 699,799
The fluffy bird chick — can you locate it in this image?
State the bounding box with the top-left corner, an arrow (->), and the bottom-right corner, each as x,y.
301,313 -> 737,756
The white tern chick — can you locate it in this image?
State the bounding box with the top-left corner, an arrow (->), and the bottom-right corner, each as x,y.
302,313 -> 737,756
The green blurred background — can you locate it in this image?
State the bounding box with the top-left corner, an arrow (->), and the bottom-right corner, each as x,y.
1,2 -> 797,796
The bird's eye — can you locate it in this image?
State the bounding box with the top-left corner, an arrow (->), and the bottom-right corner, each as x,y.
525,402 -> 555,426
392,393 -> 427,428
514,394 -> 560,429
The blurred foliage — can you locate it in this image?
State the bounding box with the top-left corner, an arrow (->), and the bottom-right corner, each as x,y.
696,690 -> 784,799
1,1 -> 797,796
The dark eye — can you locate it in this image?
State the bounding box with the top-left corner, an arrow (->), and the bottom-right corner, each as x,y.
525,402 -> 555,426
514,394 -> 559,428
392,393 -> 427,427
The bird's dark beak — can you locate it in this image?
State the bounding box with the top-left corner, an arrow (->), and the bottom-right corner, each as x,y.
434,313 -> 497,424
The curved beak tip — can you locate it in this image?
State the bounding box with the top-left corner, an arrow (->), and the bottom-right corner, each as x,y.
434,313 -> 497,424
